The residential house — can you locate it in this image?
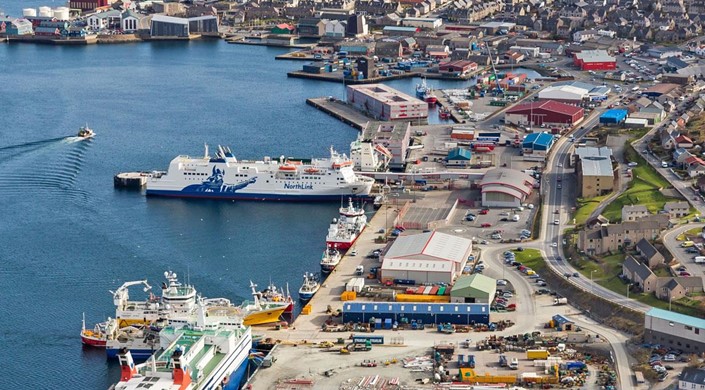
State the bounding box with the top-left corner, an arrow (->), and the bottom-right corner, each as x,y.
622,255 -> 658,292
664,201 -> 690,218
86,9 -> 122,30
656,277 -> 704,301
679,368 -> 705,389
323,19 -> 347,37
658,278 -> 686,301
622,205 -> 648,222
636,238 -> 665,268
688,160 -> 705,177
675,134 -> 694,149
578,215 -> 669,254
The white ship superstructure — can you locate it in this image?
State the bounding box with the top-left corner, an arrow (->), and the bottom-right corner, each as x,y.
146,145 -> 374,201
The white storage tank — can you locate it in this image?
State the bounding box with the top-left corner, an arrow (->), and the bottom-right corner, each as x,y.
23,8 -> 37,17
53,7 -> 69,21
39,6 -> 52,17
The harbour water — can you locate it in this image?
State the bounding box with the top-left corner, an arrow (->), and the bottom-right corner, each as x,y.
0,35 -> 470,388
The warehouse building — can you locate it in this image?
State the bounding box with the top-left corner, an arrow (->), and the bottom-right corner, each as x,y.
504,101 -> 585,127
644,308 -> 705,354
450,274 -> 496,304
341,302 -> 490,325
538,85 -> 588,104
188,15 -> 219,35
401,17 -> 442,29
599,109 -> 628,125
150,15 -> 189,38
380,231 -> 472,285
445,147 -> 472,167
479,168 -> 535,208
361,121 -> 411,168
347,84 -> 428,121
572,50 -> 616,70
522,132 -> 555,161
575,146 -> 614,197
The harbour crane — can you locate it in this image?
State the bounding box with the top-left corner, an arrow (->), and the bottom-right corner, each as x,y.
485,44 -> 504,96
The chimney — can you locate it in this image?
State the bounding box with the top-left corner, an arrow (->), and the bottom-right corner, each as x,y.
172,347 -> 192,388
118,347 -> 137,381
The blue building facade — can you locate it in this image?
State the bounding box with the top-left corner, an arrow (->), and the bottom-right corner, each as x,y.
599,109 -> 628,125
522,132 -> 554,151
341,302 -> 490,325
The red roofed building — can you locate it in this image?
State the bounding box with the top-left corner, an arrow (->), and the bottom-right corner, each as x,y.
271,23 -> 295,34
438,60 -> 477,75
572,50 -> 616,71
504,100 -> 585,127
675,134 -> 694,148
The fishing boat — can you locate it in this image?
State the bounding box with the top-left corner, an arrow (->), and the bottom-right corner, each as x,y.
77,125 -> 95,138
298,273 -> 320,301
145,145 -> 374,201
425,89 -> 438,104
255,280 -> 295,314
241,282 -> 288,326
320,246 -> 342,273
325,198 -> 367,250
110,308 -> 252,390
439,107 -> 451,119
80,315 -> 117,348
416,77 -> 429,99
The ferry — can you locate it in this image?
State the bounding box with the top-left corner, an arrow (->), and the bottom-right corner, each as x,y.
145,145 -> 375,201
298,273 -> 320,301
320,247 -> 342,273
110,309 -> 252,390
325,198 -> 367,250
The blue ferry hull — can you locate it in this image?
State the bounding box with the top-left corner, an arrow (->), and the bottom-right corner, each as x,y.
146,189 -> 368,202
106,348 -> 156,360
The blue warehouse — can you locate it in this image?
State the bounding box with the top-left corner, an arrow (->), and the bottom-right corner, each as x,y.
342,302 -> 490,325
521,132 -> 554,161
599,109 -> 628,125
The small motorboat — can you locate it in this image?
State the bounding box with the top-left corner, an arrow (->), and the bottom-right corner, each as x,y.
77,125 -> 95,138
298,272 -> 321,301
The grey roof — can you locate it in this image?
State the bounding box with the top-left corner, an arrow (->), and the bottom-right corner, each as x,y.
664,201 -> 689,211
479,168 -> 535,194
663,278 -> 681,291
575,146 -> 613,160
636,238 -> 659,259
623,205 -> 648,214
581,156 -> 613,177
680,368 -> 705,385
673,276 -> 704,289
623,255 -> 655,281
384,231 -> 472,264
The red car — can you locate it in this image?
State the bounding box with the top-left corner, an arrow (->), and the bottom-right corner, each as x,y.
481,223 -> 491,228
479,209 -> 489,215
680,272 -> 691,277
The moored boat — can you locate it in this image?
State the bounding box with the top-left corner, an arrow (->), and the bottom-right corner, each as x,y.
145,145 -> 374,201
326,198 -> 367,250
255,280 -> 295,314
320,246 -> 342,273
298,272 -> 320,301
425,89 -> 438,104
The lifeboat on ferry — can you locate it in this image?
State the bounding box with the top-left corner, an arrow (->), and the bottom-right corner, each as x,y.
279,164 -> 298,171
304,168 -> 320,174
332,161 -> 353,169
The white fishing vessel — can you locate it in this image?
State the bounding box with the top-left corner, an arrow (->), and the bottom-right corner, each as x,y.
298,273 -> 320,301
325,198 -> 368,250
320,247 -> 342,273
145,145 -> 375,201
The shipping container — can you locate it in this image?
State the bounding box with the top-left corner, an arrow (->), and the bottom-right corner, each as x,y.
526,350 -> 550,360
352,334 -> 384,344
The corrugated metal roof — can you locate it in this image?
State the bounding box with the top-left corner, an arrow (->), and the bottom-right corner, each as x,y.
382,259 -> 453,272
479,168 -> 535,195
451,274 -> 496,297
523,132 -> 554,148
581,156 -> 612,177
507,100 -> 583,116
383,232 -> 472,264
600,109 -> 628,120
574,49 -> 615,63
447,147 -> 472,160
575,146 -> 613,159
343,301 -> 489,315
646,307 -> 705,329
151,14 -> 188,25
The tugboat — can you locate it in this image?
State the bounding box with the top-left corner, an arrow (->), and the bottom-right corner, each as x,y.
77,125 -> 95,139
298,272 -> 320,301
320,246 -> 342,273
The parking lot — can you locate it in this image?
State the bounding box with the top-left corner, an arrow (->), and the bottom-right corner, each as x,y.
454,200 -> 539,244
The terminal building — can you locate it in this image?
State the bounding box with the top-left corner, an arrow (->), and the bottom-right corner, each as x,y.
346,84 -> 428,121
479,168 -> 535,208
379,231 -> 472,285
644,308 -> 705,353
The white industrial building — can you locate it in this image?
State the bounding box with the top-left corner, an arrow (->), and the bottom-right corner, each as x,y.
347,84 -> 428,121
537,85 -> 588,103
644,308 -> 705,354
380,231 -> 472,284
479,168 -> 536,208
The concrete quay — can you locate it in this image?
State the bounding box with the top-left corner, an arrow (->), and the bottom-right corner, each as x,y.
306,97 -> 370,130
288,70 -> 417,85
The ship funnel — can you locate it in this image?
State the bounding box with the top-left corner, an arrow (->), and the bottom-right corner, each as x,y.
171,346 -> 192,387
118,347 -> 137,381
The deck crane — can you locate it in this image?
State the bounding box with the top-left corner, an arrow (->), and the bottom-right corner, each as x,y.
485,44 -> 503,96
111,280 -> 153,308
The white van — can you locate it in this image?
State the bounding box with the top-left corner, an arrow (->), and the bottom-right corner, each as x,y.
512,215 -> 520,222
661,161 -> 669,168
694,256 -> 705,264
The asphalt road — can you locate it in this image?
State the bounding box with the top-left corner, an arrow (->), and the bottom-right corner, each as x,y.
538,99 -> 653,313
661,223 -> 705,287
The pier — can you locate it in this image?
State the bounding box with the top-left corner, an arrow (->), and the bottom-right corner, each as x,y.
288,70 -> 416,85
114,172 -> 148,189
305,97 -> 370,130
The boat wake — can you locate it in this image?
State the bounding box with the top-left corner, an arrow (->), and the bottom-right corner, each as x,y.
0,136 -> 95,205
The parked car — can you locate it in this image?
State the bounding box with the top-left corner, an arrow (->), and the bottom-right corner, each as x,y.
497,279 -> 508,286
481,223 -> 491,228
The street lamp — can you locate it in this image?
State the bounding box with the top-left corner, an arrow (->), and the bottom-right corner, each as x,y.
590,270 -> 596,294
626,283 -> 632,299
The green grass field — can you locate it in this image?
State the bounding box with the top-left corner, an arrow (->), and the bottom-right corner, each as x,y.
602,144 -> 678,221
574,194 -> 610,226
512,249 -> 546,271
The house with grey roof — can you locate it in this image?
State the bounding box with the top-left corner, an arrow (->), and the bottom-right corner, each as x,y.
622,205 -> 648,222
680,368 -> 705,389
622,255 -> 658,292
636,238 -> 665,268
664,201 -> 690,219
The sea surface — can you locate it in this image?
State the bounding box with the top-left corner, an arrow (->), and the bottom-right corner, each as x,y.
0,16 -> 472,389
